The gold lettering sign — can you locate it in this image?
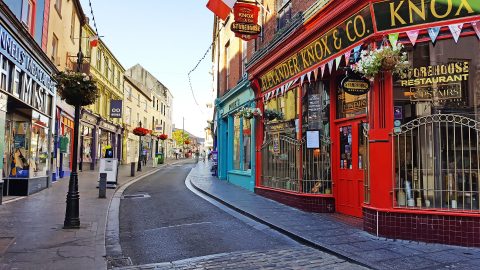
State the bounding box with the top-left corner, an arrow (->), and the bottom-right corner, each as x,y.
259,6 -> 374,92
374,0 -> 480,31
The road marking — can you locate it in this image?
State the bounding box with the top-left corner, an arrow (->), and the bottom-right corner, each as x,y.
143,221 -> 212,232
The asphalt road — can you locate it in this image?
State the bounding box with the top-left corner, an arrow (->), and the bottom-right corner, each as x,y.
119,161 -> 299,265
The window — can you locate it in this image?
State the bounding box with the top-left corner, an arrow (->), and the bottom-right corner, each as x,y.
161,102 -> 164,114
70,7 -> 76,41
112,65 -> 116,83
0,55 -> 9,92
143,117 -> 147,129
137,93 -> 141,106
125,85 -> 132,100
54,0 -> 62,15
96,50 -> 102,69
116,70 -> 120,87
51,34 -> 59,64
277,0 -> 292,31
125,106 -> 131,125
225,41 -> 230,90
21,0 -> 34,33
392,36 -> 480,211
136,112 -> 140,126
143,98 -> 147,111
104,58 -> 109,78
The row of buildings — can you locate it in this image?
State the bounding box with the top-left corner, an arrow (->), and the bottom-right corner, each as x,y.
0,0 -> 173,196
211,0 -> 480,247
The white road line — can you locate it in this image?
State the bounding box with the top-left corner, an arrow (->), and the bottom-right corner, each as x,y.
143,221 -> 212,232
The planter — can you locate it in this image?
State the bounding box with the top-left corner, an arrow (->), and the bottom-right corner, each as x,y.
54,71 -> 99,106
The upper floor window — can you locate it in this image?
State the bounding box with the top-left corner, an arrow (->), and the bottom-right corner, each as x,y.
96,50 -> 102,69
137,93 -> 141,106
125,85 -> 132,100
277,0 -> 292,31
70,7 -> 76,41
116,70 -> 120,87
112,65 -> 116,83
54,0 -> 62,15
51,34 -> 59,64
225,41 -> 230,91
21,0 -> 34,34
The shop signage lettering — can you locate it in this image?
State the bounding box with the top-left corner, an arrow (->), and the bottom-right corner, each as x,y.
228,99 -> 240,111
82,114 -> 97,125
409,83 -> 462,102
344,98 -> 367,112
398,62 -> 469,87
100,121 -> 116,132
373,0 -> 480,31
341,73 -> 370,95
259,6 -> 374,92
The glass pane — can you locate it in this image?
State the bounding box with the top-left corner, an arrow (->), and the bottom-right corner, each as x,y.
339,125 -> 352,170
243,119 -> 251,170
233,116 -> 240,170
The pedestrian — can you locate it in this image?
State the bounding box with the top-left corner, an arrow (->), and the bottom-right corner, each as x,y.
175,149 -> 179,160
202,150 -> 206,162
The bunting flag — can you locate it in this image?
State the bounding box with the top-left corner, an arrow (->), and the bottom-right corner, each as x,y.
448,23 -> 463,43
313,68 -> 319,81
206,0 -> 236,20
307,71 -> 312,83
344,50 -> 352,65
275,87 -> 280,97
427,27 -> 441,43
327,59 -> 334,73
300,74 -> 306,86
281,84 -> 287,95
335,55 -> 342,70
406,30 -> 419,46
388,33 -> 399,47
472,21 -> 480,39
353,46 -> 362,61
320,64 -> 326,78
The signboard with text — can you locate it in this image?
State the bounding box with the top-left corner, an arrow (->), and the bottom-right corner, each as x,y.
232,2 -> 261,41
110,100 -> 123,118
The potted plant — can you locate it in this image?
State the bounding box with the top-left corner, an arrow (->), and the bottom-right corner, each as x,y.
237,107 -> 262,119
133,127 -> 150,137
352,43 -> 409,81
264,109 -> 284,121
54,71 -> 99,106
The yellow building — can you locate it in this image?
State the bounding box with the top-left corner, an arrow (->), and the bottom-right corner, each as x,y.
46,0 -> 85,180
78,23 -> 125,170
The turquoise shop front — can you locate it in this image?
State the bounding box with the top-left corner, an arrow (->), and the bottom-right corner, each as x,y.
216,79 -> 256,191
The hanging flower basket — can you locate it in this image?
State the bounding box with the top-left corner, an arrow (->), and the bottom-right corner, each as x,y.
351,43 -> 409,81
133,127 -> 150,136
263,109 -> 284,121
184,140 -> 191,145
237,107 -> 262,119
158,134 -> 168,140
54,71 -> 99,106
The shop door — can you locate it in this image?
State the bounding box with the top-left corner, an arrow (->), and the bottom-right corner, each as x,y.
335,120 -> 366,217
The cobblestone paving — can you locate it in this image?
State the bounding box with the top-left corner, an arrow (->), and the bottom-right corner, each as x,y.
114,246 -> 367,270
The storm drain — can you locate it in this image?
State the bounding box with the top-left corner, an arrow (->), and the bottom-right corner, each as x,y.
121,193 -> 151,199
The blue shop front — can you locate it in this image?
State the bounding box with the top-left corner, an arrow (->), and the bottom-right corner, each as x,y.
216,78 -> 256,191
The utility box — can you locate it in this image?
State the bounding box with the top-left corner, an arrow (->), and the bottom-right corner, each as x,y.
99,158 -> 118,189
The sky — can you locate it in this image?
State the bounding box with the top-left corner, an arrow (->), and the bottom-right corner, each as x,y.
79,0 -> 215,138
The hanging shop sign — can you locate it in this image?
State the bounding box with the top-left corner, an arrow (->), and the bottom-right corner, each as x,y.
259,6 -> 374,92
0,24 -> 55,116
373,0 -> 480,32
341,73 -> 370,95
110,100 -> 123,118
231,2 -> 261,40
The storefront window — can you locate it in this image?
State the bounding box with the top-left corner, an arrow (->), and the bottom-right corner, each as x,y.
30,112 -> 49,177
243,119 -> 251,170
9,121 -> 30,178
81,125 -> 93,163
393,36 -> 480,211
233,115 -> 241,170
337,84 -> 367,119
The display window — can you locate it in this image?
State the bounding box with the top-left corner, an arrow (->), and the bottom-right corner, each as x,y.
81,125 -> 93,163
231,113 -> 252,172
393,36 -> 480,211
30,111 -> 49,177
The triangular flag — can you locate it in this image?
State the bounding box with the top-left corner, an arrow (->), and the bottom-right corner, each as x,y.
353,46 -> 361,61
406,30 -> 419,46
206,0 -> 236,21
281,84 -> 288,95
327,59 -> 334,73
427,27 -> 441,43
320,64 -> 326,78
472,21 -> 480,39
300,74 -> 306,86
388,33 -> 399,47
275,88 -> 280,97
448,23 -> 463,43
307,71 -> 312,83
335,55 -> 342,70
280,85 -> 285,96
344,51 -> 351,65
313,68 -> 319,81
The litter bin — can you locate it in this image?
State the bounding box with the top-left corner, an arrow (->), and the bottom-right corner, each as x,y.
156,153 -> 164,164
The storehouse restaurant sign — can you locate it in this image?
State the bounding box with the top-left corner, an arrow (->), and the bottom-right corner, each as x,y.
259,0 -> 480,92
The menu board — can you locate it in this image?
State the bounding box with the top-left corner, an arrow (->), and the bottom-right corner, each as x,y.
308,94 -> 321,130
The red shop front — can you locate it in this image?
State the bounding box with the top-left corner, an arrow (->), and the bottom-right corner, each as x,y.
248,0 -> 480,247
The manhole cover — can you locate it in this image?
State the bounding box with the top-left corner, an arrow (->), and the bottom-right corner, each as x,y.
122,193 -> 150,199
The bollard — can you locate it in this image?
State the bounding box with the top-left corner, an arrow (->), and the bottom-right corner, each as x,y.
99,173 -> 107,198
131,162 -> 135,177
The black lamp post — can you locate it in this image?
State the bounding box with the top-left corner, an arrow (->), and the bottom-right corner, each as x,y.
64,28 -> 84,229
137,121 -> 142,172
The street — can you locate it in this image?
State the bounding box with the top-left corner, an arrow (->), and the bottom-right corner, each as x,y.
118,161 -> 365,269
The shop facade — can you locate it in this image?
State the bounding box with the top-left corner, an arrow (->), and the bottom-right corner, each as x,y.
216,78 -> 256,191
0,10 -> 57,195
53,100 -> 75,181
247,0 -> 480,246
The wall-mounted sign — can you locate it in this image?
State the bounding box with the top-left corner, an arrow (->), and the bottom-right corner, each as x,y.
341,73 -> 370,96
373,0 -> 480,32
232,2 -> 261,40
306,130 -> 320,149
259,6 -> 374,92
110,100 -> 123,118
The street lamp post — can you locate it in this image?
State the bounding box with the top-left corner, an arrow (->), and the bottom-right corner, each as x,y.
137,121 -> 142,172
64,27 -> 84,229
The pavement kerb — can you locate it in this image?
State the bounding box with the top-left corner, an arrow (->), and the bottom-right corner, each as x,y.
187,169 -> 374,270
105,160 -> 185,266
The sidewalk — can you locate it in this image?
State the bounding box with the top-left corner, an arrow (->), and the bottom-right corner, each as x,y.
0,158 -> 180,270
189,162 -> 480,270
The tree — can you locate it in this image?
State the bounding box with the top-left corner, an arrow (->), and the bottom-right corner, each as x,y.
172,130 -> 189,147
